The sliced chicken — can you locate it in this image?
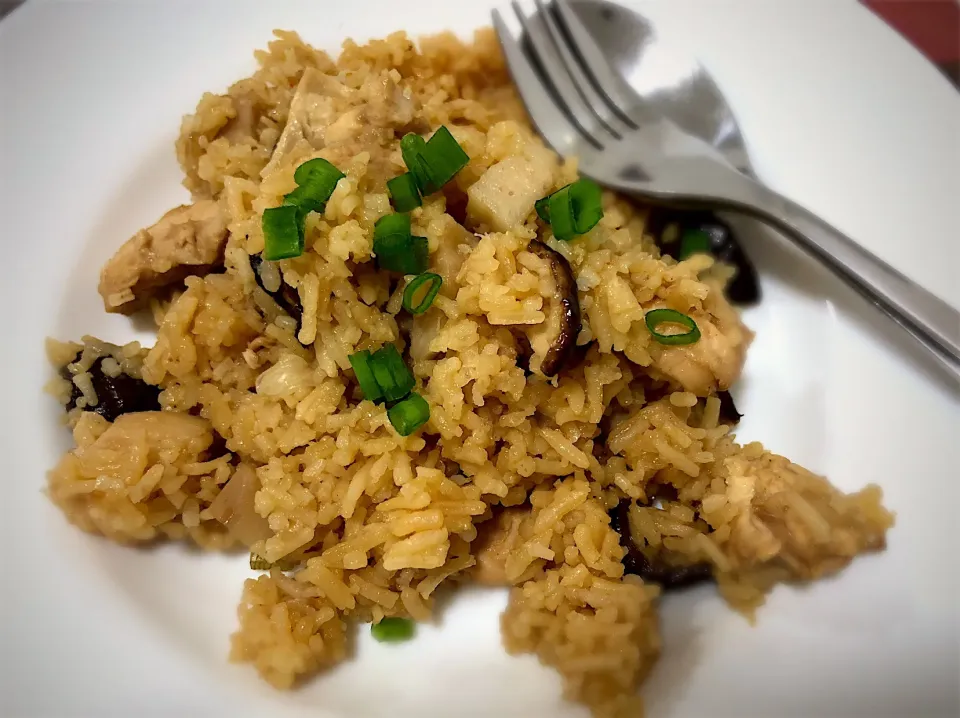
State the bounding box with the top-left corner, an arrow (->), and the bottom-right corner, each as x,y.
409,216 -> 476,364
262,67 -> 419,180
466,155 -> 553,232
471,507 -> 528,586
649,293 -> 753,395
98,200 -> 228,314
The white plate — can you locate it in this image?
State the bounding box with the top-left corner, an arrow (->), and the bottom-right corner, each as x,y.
2,1 -> 958,716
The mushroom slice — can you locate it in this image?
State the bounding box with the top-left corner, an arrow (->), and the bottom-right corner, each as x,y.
524,240 -> 582,377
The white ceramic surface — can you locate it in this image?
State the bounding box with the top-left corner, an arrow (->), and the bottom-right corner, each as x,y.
2,1 -> 958,717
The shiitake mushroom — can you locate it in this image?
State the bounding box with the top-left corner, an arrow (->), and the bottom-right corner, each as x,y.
648,209 -> 761,305
609,498 -> 714,590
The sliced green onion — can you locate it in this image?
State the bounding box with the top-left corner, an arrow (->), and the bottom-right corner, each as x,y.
371,617 -> 415,643
402,273 -> 443,315
387,173 -> 422,211
262,205 -> 303,260
387,392 -> 430,436
371,345 -> 415,403
348,350 -> 384,403
286,158 -> 345,215
644,308 -> 701,346
401,133 -> 436,195
536,178 -> 604,240
547,186 -> 577,240
374,212 -> 411,241
569,178 -> 603,234
374,233 -> 429,275
263,159 -> 344,260
421,126 -> 470,188
535,196 -> 551,222
678,229 -> 711,260
294,157 -> 344,188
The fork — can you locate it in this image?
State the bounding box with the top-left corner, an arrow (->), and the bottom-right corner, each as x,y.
493,0 -> 960,381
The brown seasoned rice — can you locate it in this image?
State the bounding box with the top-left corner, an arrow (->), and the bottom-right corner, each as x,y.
45,29 -> 893,718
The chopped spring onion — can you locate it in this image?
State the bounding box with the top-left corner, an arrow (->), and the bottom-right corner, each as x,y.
262,158 -> 344,260
644,308 -> 701,346
371,616 -> 415,643
535,178 -> 604,240
678,228 -> 711,260
374,212 -> 411,240
387,392 -> 430,436
262,205 -> 303,260
294,157 -> 344,188
286,158 -> 345,215
534,195 -> 551,222
401,133 -> 437,195
420,126 -> 470,188
400,126 -> 470,195
387,173 -> 422,212
370,344 -> 416,403
373,213 -> 428,275
348,350 -> 385,403
402,273 -> 443,315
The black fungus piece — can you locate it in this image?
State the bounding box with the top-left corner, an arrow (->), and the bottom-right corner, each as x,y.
513,330 -> 533,376
647,209 -> 761,305
525,240 -> 582,377
610,499 -> 714,590
249,253 -> 303,334
717,390 -> 742,425
62,356 -> 161,422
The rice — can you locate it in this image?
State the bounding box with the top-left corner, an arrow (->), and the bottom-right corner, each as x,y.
43,28 -> 893,718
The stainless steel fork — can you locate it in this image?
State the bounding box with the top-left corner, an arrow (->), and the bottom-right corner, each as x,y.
493,0 -> 960,381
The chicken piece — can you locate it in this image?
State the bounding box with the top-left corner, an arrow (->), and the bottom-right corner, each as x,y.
649,293 -> 753,395
467,155 -> 554,232
262,67 -> 419,179
471,507 -> 528,586
410,216 -> 477,364
217,87 -> 265,144
98,200 -> 228,314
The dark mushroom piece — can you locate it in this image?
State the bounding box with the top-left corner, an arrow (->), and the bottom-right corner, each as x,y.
716,389 -> 742,425
609,499 -> 713,590
249,253 -> 304,335
647,208 -> 761,305
62,354 -> 161,423
524,240 -> 582,377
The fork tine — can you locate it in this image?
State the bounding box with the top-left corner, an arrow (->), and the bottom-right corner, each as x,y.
509,1 -> 605,150
533,0 -> 627,140
491,8 -> 592,155
552,0 -> 639,129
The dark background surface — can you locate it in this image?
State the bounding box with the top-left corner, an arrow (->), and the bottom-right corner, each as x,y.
1,1 -> 957,88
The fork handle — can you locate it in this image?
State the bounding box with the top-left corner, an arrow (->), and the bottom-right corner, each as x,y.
731,180 -> 960,381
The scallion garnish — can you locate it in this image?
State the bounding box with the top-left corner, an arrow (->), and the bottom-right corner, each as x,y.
262,205 -> 303,260
644,308 -> 702,346
420,126 -> 470,188
387,392 -> 430,436
400,126 -> 469,196
372,213 -> 428,275
370,344 -> 415,403
678,229 -> 711,260
402,273 -> 443,315
374,212 -> 411,240
535,178 -> 604,240
387,173 -> 422,212
401,134 -> 437,195
371,617 -> 415,643
348,350 -> 384,403
262,158 -> 344,260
